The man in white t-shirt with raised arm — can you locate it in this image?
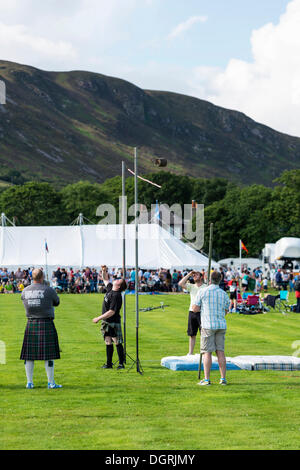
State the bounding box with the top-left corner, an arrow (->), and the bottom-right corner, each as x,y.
179,270 -> 206,355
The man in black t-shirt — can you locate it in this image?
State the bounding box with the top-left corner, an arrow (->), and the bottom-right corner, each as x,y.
54,268 -> 62,288
93,267 -> 127,369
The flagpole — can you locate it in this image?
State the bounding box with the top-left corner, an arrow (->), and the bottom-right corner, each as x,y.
239,239 -> 242,276
155,200 -> 160,225
44,239 -> 49,283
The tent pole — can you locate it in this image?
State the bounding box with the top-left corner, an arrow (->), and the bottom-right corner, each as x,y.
0,213 -> 15,267
44,238 -> 49,283
207,223 -> 214,280
0,213 -> 5,265
1,213 -> 15,227
79,213 -> 84,270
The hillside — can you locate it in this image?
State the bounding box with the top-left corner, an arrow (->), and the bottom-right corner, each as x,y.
0,60 -> 299,187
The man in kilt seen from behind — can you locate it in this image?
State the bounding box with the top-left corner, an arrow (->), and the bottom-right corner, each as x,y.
20,268 -> 62,389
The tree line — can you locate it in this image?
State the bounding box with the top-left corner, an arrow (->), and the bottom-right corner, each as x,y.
0,169 -> 299,260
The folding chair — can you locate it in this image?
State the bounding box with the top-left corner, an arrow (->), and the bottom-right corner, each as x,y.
246,295 -> 260,307
277,291 -> 290,315
280,290 -> 289,301
239,294 -> 265,314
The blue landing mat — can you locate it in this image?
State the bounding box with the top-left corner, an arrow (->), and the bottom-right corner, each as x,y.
161,356 -> 242,371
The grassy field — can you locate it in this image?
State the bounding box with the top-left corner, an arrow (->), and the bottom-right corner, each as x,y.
1,291 -> 300,450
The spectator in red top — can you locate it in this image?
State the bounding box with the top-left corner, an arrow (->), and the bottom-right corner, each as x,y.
295,279 -> 300,313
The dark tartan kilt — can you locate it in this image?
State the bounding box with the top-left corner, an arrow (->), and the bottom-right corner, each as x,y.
100,321 -> 123,344
20,318 -> 60,361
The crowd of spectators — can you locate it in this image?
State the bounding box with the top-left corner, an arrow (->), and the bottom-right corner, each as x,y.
51,267 -> 192,294
0,268 -> 30,294
269,268 -> 298,292
0,265 -> 298,295
0,266 -> 189,294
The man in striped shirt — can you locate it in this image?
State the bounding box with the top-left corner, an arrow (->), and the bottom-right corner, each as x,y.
192,270 -> 230,386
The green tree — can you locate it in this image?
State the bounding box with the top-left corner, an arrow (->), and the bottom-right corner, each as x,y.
191,177 -> 230,206
203,185 -> 274,259
100,171 -> 194,220
60,181 -> 108,223
267,169 -> 300,238
134,172 -> 193,208
1,170 -> 27,185
0,182 -> 62,225
202,170 -> 300,259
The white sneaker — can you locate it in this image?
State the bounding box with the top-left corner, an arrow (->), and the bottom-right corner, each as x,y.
197,379 -> 211,386
48,382 -> 62,389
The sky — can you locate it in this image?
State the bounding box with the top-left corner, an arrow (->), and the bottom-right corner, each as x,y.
1,0 -> 300,137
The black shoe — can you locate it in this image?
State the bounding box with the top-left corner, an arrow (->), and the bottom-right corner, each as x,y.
117,364 -> 125,370
102,363 -> 113,369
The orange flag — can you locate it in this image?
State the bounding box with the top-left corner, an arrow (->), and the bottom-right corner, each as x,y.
241,240 -> 248,254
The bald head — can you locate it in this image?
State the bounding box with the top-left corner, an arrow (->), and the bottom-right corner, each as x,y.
32,268 -> 44,283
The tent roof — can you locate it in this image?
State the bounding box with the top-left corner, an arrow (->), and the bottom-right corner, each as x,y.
218,258 -> 262,269
274,237 -> 300,260
0,224 -> 219,271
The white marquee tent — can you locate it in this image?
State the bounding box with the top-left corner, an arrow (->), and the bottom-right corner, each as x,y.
262,243 -> 276,264
274,237 -> 300,260
0,223 -> 219,273
218,257 -> 262,271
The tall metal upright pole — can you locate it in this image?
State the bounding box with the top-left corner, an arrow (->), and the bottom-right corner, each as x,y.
122,161 -> 127,362
134,147 -> 143,374
120,162 -> 134,368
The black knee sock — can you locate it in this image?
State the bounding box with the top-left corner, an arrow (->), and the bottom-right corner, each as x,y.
106,344 -> 114,366
116,344 -> 124,365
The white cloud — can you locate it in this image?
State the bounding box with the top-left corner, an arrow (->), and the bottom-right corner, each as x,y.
167,15 -> 208,41
0,22 -> 77,65
187,0 -> 300,137
0,0 -> 141,70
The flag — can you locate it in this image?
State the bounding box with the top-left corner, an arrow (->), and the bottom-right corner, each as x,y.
241,240 -> 248,254
154,200 -> 161,223
45,241 -> 49,253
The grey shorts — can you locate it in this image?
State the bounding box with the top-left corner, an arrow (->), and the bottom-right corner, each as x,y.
201,328 -> 226,353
